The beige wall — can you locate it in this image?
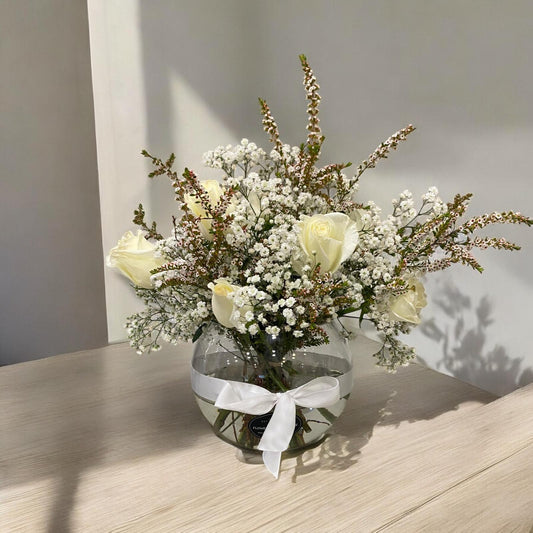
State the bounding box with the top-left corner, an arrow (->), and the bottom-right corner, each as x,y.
91,0 -> 533,395
0,0 -> 107,364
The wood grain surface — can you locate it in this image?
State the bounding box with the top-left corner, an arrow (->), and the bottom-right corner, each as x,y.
1,338 -> 532,532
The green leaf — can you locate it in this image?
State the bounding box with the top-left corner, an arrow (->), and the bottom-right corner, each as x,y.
192,325 -> 204,343
165,153 -> 176,167
337,306 -> 357,317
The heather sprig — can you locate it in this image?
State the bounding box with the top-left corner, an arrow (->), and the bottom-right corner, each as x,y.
132,203 -> 163,241
394,193 -> 532,274
258,98 -> 283,153
299,53 -> 323,157
354,124 -> 416,181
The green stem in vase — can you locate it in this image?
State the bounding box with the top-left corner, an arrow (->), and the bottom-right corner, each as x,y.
219,329 -> 342,451
317,407 -> 338,425
234,331 -> 289,392
289,430 -> 307,449
213,409 -> 231,431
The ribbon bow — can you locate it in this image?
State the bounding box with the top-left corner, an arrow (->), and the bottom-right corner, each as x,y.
215,376 -> 340,478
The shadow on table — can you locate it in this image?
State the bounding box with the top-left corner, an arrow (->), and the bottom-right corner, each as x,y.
287,427 -> 375,483
286,350 -> 497,482
0,347 -> 212,533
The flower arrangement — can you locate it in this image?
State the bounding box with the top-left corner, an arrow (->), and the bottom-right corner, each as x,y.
108,55 -> 531,373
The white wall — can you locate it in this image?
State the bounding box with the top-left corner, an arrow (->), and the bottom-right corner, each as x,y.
90,0 -> 533,395
0,0 -> 108,364
88,0 -> 240,341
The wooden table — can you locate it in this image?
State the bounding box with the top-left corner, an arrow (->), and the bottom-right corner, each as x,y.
1,337 -> 532,532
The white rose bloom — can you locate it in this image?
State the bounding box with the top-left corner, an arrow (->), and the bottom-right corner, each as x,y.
106,230 -> 166,289
298,212 -> 359,273
209,279 -> 240,328
184,179 -> 224,240
389,279 -> 427,324
348,208 -> 366,231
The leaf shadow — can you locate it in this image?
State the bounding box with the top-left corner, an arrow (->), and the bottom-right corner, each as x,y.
418,282 -> 533,396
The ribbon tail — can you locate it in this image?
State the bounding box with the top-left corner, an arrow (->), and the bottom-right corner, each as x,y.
262,451 -> 281,479
259,395 -> 296,479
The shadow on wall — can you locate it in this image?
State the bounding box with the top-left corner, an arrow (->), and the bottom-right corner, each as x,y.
418,283 -> 533,397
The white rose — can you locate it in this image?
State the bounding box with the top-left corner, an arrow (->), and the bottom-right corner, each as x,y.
106,230 -> 166,289
349,208 -> 366,231
298,212 -> 359,273
209,278 -> 239,328
389,279 -> 427,324
184,180 -> 225,240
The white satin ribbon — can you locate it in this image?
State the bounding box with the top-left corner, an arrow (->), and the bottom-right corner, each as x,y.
214,376 -> 340,478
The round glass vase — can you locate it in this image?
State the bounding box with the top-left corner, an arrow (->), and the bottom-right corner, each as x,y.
191,323 -> 353,453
